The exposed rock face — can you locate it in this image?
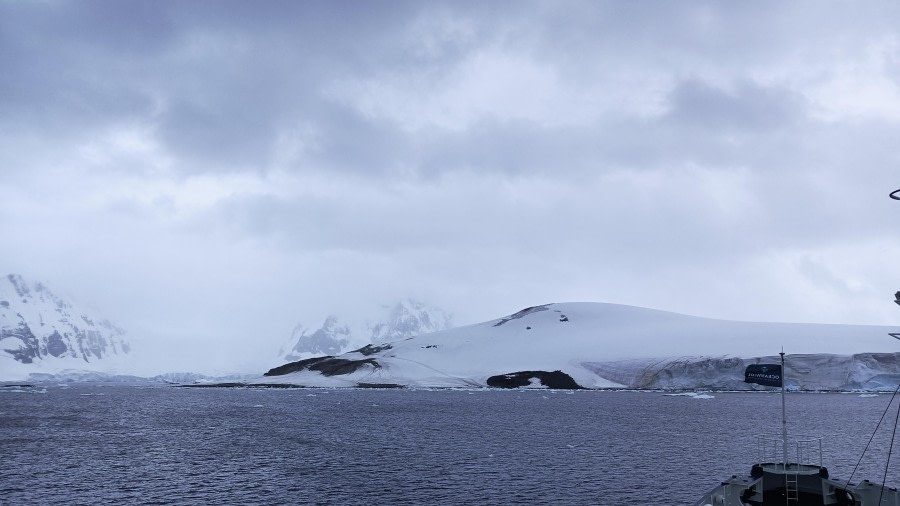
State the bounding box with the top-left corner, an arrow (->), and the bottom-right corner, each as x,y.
354,344 -> 393,356
492,305 -> 551,326
264,356 -> 380,377
280,299 -> 452,361
486,370 -> 583,389
0,274 -> 129,364
284,316 -> 351,359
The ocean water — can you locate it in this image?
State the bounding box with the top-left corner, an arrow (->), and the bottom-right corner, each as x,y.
1,386 -> 897,505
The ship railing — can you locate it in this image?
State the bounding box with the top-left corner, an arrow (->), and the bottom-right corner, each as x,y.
755,434 -> 823,467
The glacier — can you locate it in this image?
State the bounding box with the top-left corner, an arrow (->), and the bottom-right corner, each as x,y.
258,302 -> 900,391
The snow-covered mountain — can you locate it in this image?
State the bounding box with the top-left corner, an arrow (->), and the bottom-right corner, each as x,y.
279,299 -> 453,361
260,302 -> 900,390
0,274 -> 130,367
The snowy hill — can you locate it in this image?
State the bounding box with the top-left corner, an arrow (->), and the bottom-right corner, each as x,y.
260,302 -> 900,390
279,299 -> 453,361
0,274 -> 130,374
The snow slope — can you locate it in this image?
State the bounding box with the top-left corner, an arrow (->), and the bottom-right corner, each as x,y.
0,274 -> 131,380
260,302 -> 900,390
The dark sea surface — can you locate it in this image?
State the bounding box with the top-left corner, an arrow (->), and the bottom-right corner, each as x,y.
1,386 -> 898,505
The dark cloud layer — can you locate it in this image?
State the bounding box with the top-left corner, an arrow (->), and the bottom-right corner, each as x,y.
2,0 -> 899,372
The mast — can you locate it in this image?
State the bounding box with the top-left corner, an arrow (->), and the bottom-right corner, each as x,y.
781,350 -> 788,470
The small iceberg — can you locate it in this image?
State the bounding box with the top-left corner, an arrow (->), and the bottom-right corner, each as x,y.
0,385 -> 47,394
665,392 -> 715,399
1,388 -> 47,394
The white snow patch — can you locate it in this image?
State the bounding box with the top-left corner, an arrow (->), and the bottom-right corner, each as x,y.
665,392 -> 715,399
526,377 -> 547,389
0,387 -> 47,394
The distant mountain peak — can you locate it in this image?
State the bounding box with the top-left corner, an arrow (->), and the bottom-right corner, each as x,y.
371,298 -> 453,342
0,274 -> 129,364
280,299 -> 453,361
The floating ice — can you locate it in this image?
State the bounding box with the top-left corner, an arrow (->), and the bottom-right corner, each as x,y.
665,392 -> 715,399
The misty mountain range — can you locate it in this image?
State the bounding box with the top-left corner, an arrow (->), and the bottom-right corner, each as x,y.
279,299 -> 453,361
3,274 -> 900,391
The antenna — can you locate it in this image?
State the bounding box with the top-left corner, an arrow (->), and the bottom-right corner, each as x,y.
893,193 -> 899,339
884,188 -> 900,505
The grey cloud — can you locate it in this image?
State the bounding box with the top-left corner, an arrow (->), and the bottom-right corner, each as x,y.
531,1 -> 900,75
0,1 -> 171,129
0,1 -> 176,57
203,172 -> 757,273
2,0 -> 897,179
306,107 -> 416,176
207,119 -> 898,274
0,1 -> 441,174
664,79 -> 807,133
157,96 -> 283,173
409,78 -> 809,178
4,0 -> 900,374
529,2 -> 787,73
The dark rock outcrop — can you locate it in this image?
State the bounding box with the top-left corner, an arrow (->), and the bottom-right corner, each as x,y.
46,331 -> 68,357
264,356 -> 381,377
486,370 -> 583,389
2,321 -> 40,363
492,305 -> 551,327
354,343 -> 392,356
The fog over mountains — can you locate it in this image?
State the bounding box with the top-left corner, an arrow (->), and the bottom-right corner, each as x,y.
279,299 -> 453,361
0,274 -> 130,375
3,274 -> 899,391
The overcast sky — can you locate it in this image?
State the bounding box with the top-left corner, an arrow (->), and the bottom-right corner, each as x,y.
2,1 -> 900,372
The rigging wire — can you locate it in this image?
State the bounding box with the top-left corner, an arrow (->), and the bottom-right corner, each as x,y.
844,382 -> 900,488
880,397 -> 900,505
885,187 -> 900,503
876,186 -> 900,503
845,187 -> 900,493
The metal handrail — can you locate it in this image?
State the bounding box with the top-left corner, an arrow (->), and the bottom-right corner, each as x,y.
755,434 -> 823,467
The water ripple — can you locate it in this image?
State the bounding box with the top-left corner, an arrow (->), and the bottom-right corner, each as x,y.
0,387 -> 895,505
